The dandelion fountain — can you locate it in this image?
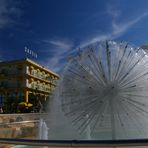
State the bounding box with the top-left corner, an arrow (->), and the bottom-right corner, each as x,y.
48,40 -> 148,140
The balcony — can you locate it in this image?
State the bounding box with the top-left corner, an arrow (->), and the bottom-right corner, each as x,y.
0,69 -> 25,78
0,82 -> 24,89
27,83 -> 51,93
28,70 -> 58,85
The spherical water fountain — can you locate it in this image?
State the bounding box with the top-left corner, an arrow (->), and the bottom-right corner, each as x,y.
58,40 -> 148,140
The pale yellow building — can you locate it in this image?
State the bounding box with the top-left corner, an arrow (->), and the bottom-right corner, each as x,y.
141,45 -> 148,49
0,58 -> 59,113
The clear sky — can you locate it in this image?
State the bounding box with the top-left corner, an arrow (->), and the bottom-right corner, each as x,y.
0,0 -> 148,72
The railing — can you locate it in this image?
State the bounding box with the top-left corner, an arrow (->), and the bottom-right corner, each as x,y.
0,120 -> 39,126
0,113 -> 47,143
1,139 -> 148,147
0,115 -> 148,147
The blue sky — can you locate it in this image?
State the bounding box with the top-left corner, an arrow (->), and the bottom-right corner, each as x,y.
0,0 -> 148,72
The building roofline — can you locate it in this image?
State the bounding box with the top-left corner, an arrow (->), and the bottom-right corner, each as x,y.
0,58 -> 59,78
26,58 -> 59,77
141,45 -> 148,49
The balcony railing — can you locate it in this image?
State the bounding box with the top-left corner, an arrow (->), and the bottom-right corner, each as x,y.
27,83 -> 51,92
0,70 -> 25,76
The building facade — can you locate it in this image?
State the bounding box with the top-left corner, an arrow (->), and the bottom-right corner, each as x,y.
0,58 -> 59,113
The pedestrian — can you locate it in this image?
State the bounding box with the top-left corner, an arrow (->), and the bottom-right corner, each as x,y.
0,107 -> 3,113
